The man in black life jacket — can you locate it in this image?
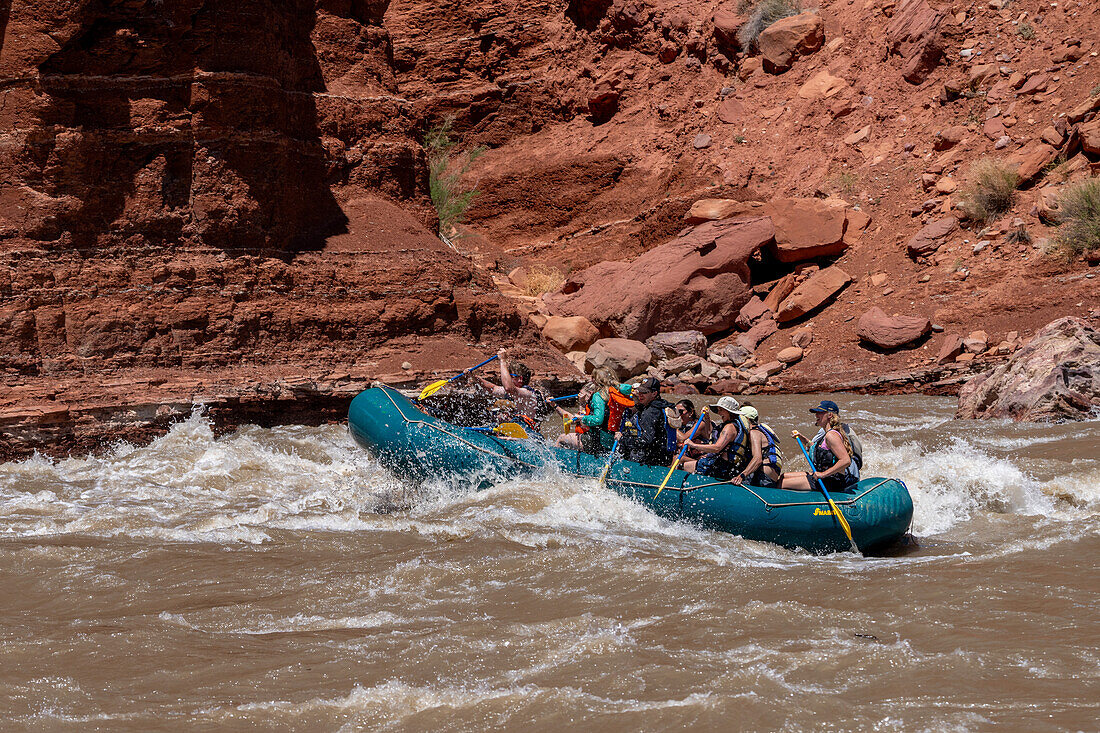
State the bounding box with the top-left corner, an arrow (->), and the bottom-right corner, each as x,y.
614,377 -> 674,466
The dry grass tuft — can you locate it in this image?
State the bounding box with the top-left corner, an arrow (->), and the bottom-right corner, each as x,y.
522,265 -> 566,296
959,159 -> 1018,224
736,0 -> 802,51
1054,178 -> 1100,258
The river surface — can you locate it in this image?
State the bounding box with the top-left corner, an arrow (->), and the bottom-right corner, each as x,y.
1,394 -> 1097,731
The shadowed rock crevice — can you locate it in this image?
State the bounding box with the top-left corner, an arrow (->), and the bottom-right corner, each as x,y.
27,0 -> 347,253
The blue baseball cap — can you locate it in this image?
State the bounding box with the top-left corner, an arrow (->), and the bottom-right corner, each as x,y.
809,400 -> 840,414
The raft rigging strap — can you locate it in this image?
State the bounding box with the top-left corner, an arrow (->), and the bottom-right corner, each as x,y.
379,387 -> 894,510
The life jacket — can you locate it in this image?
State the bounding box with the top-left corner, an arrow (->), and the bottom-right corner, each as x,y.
573,404 -> 592,434
606,388 -> 634,432
841,423 -> 864,470
754,423 -> 784,472
719,414 -> 752,473
812,428 -> 857,478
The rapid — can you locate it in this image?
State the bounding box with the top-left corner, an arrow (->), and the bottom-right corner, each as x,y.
1,394 -> 1097,731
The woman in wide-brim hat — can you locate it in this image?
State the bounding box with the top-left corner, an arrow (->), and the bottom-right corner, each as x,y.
680,396 -> 744,478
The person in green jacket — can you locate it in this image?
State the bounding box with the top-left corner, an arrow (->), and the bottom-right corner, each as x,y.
554,367 -> 633,453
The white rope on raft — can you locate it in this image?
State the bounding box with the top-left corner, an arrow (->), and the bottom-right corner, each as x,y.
378,387 -> 542,469
377,386 -> 894,509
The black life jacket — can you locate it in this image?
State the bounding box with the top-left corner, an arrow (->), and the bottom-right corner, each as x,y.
719,414 -> 752,473
812,428 -> 857,477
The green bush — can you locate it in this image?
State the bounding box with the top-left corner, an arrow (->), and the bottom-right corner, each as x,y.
737,0 -> 802,52
424,118 -> 485,236
1054,179 -> 1100,257
1015,22 -> 1035,40
959,159 -> 1018,224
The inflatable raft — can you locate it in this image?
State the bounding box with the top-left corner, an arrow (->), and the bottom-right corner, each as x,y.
349,386 -> 914,553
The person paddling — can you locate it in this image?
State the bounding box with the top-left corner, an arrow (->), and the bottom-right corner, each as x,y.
680,396 -> 751,479
779,400 -> 860,492
465,349 -> 544,425
729,405 -> 784,488
555,367 -> 633,454
673,399 -> 713,452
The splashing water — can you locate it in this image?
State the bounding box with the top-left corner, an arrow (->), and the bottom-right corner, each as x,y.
0,394 -> 1097,730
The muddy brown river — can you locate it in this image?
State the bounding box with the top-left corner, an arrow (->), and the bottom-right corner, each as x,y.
1,394 -> 1097,730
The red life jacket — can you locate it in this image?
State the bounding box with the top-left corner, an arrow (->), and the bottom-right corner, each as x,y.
574,404 -> 592,434
606,389 -> 634,432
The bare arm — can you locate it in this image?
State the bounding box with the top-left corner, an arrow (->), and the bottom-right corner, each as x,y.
737,431 -> 765,479
686,424 -> 734,454
816,430 -> 851,478
498,350 -> 519,396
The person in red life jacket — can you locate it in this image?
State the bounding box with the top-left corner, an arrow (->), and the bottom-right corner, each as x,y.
555,367 -> 634,453
465,349 -> 544,422
728,405 -> 785,488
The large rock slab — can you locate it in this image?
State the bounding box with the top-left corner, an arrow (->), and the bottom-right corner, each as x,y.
542,315 -> 600,353
736,317 -> 778,351
684,199 -> 764,224
545,216 -> 776,341
758,12 -> 825,73
887,0 -> 946,84
907,217 -> 957,258
857,307 -> 932,349
766,198 -> 848,263
776,266 -> 851,322
645,330 -> 708,360
956,317 -> 1100,421
584,338 -> 652,380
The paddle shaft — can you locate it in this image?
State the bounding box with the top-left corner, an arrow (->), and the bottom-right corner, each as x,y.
418,354 -> 499,400
794,431 -> 860,554
549,393 -> 579,403
597,434 -> 621,487
654,409 -> 706,499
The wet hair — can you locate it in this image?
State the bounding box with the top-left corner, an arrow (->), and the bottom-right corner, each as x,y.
512,362 -> 533,384
675,399 -> 696,418
592,366 -> 618,399
822,412 -> 852,456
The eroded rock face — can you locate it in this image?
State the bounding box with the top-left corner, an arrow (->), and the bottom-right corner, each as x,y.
545,216 -> 776,341
957,317 -> 1100,421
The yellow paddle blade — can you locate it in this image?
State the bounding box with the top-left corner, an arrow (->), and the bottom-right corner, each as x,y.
493,422 -> 529,439
417,379 -> 450,401
826,495 -> 858,551
653,462 -> 678,499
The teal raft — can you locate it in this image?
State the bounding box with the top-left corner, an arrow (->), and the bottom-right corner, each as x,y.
349,386 -> 914,554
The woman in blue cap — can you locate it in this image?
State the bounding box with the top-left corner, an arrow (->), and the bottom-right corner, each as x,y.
779,400 -> 860,492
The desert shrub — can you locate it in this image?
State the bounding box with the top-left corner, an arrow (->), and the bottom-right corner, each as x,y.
737,0 -> 802,51
829,170 -> 860,196
1015,21 -> 1035,40
522,265 -> 565,296
1054,179 -> 1100,257
959,159 -> 1018,224
1005,224 -> 1032,247
424,118 -> 485,236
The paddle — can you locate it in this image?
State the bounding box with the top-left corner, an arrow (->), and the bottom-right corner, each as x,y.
549,394 -> 579,403
465,422 -> 529,439
597,434 -> 621,487
793,430 -> 860,554
654,408 -> 706,499
417,354 -> 499,401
